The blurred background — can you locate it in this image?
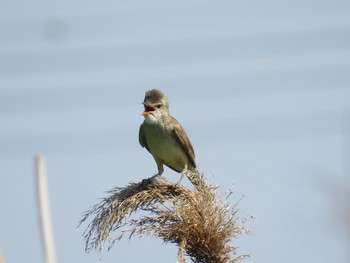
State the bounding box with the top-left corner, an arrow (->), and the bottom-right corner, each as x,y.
1,0 -> 350,262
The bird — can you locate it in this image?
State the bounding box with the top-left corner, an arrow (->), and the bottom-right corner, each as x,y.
139,89 -> 197,186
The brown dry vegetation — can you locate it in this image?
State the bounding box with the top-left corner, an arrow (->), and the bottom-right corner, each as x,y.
78,172 -> 249,263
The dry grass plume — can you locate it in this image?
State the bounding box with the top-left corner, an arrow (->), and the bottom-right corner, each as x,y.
78,173 -> 249,263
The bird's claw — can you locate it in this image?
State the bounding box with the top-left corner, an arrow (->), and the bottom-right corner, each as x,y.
174,181 -> 182,188
141,174 -> 160,189
141,178 -> 150,189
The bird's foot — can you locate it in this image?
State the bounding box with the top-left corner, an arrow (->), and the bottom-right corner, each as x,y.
174,173 -> 185,188
141,174 -> 161,189
149,174 -> 161,180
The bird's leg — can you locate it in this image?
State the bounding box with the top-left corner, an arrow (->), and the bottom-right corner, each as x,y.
174,165 -> 188,187
174,173 -> 185,187
150,158 -> 164,179
142,160 -> 164,188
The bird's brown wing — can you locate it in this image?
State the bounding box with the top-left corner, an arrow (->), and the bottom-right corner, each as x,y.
139,123 -> 150,152
171,117 -> 196,169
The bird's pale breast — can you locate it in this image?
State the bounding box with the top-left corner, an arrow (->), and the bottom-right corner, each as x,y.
142,122 -> 189,172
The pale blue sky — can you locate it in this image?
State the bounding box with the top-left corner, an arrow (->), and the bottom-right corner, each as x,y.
1,0 -> 350,262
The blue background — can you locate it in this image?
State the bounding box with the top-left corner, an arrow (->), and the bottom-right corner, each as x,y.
1,0 -> 350,262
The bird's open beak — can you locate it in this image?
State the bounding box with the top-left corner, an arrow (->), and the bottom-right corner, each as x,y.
141,103 -> 156,115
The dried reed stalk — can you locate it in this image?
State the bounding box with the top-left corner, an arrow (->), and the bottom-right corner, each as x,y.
35,155 -> 57,263
78,173 -> 249,263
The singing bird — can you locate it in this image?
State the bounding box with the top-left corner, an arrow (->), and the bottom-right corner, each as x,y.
139,89 -> 197,185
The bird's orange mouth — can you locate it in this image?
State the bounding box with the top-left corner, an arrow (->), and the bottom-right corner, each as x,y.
141,104 -> 156,115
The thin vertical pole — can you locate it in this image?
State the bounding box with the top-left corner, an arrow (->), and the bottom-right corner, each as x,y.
35,155 -> 57,263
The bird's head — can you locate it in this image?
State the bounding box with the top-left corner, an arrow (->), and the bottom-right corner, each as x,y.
141,89 -> 169,122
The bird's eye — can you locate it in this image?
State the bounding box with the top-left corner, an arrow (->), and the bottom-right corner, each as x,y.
156,104 -> 162,108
